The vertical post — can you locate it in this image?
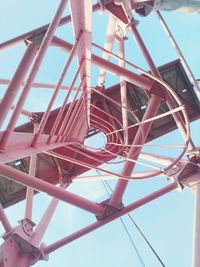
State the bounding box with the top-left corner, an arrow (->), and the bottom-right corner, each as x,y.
0,42 -> 39,130
0,0 -> 68,150
192,182 -> 200,267
98,14 -> 116,86
31,198 -> 59,246
118,39 -> 129,145
108,94 -> 161,208
25,124 -> 38,220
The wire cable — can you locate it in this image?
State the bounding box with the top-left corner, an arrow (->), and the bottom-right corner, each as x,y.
101,178 -> 146,267
102,178 -> 166,267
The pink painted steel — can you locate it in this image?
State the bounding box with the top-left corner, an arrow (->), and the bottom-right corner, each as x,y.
0,133 -> 77,164
0,163 -> 104,216
109,94 -> 161,208
52,37 -> 154,92
0,79 -> 79,91
31,32 -> 83,147
70,0 -> 92,125
0,3 -> 101,51
0,204 -> 12,233
25,155 -> 37,221
130,23 -> 195,150
98,14 -> 116,86
60,89 -> 84,141
44,182 -> 178,255
48,63 -> 84,143
25,125 -> 38,220
0,42 -> 38,129
64,99 -> 85,141
31,198 -> 59,246
0,0 -> 68,150
0,98 -> 32,118
118,39 -> 129,145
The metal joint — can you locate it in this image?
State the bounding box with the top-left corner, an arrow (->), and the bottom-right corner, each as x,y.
25,31 -> 47,47
187,147 -> 200,165
165,162 -> 198,186
20,219 -> 35,237
96,198 -> 124,220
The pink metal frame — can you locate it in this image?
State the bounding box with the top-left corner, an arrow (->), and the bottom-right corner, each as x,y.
0,1 -> 199,266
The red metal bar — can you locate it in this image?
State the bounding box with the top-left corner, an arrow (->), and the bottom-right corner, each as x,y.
0,0 -> 68,150
108,94 -> 161,208
0,78 -> 77,91
63,99 -> 85,141
44,182 -> 178,255
52,37 -> 154,92
0,98 -> 32,118
25,125 -> 38,220
70,0 -> 92,126
31,198 -> 59,246
0,42 -> 38,129
0,204 -> 12,233
31,32 -> 83,147
60,87 -> 84,141
0,164 -> 104,216
130,23 -> 195,150
98,14 -> 116,86
48,63 -> 84,144
118,39 -> 129,145
192,182 -> 200,267
0,3 -> 100,51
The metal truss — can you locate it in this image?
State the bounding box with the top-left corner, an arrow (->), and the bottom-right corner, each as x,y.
0,1 -> 200,266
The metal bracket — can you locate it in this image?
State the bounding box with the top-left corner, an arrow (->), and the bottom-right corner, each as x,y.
20,219 -> 35,237
165,161 -> 199,189
187,147 -> 200,164
96,198 -> 124,220
24,31 -> 46,47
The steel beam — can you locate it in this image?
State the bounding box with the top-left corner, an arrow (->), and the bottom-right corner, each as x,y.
192,182 -> 200,267
52,37 -> 154,92
0,3 -> 100,51
0,0 -> 68,150
43,182 -> 178,255
108,94 -> 161,208
0,42 -> 39,129
0,164 -> 104,216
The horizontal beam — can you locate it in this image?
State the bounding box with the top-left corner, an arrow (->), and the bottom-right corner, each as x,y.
0,79 -> 77,91
52,36 -> 154,91
0,164 -> 104,216
0,3 -> 100,51
44,182 -> 178,254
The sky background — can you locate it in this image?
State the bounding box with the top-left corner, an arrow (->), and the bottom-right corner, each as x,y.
0,1 -> 200,267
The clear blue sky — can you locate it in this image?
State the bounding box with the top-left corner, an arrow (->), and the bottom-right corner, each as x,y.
0,1 -> 200,267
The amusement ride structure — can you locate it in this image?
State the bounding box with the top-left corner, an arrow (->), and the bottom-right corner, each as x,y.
0,0 -> 200,266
